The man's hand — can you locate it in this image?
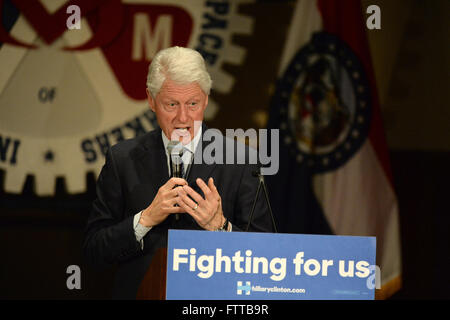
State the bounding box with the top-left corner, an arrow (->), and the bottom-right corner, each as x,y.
176,177 -> 225,231
140,177 -> 188,227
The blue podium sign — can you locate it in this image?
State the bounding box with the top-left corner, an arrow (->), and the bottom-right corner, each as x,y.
166,230 -> 376,300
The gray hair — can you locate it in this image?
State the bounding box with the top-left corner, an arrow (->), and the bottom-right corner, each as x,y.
146,46 -> 212,97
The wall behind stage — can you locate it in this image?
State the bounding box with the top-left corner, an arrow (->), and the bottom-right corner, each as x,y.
361,0 -> 450,299
1,0 -> 449,299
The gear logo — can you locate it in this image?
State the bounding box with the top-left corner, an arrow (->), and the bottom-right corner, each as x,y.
0,0 -> 254,195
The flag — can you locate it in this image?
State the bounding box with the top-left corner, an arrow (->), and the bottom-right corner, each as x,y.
266,0 -> 401,299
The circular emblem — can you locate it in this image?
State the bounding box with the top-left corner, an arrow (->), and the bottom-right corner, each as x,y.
275,32 -> 372,173
0,0 -> 254,195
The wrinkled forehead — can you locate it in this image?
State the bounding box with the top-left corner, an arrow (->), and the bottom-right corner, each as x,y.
157,79 -> 207,100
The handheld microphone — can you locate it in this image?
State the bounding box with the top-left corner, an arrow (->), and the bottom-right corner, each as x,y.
167,141 -> 184,220
246,168 -> 278,233
167,141 -> 183,177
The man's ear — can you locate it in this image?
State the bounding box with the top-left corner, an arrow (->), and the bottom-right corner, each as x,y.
204,94 -> 208,110
146,88 -> 156,112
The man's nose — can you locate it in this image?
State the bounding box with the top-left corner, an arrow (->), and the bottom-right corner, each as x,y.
176,105 -> 189,122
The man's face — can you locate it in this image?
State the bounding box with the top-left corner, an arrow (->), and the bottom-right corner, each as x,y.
147,78 -> 208,144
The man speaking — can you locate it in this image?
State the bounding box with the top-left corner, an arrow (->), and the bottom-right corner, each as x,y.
83,46 -> 274,299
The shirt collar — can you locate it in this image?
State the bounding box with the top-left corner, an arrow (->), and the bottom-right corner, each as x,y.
161,125 -> 202,155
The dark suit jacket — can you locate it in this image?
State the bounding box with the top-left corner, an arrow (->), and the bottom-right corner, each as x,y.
83,124 -> 274,299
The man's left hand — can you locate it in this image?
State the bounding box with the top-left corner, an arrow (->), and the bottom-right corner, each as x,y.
176,177 -> 225,231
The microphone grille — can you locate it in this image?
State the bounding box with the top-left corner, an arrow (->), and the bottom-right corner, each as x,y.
167,141 -> 182,155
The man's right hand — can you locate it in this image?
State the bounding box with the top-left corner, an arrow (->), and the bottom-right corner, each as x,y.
139,177 -> 188,227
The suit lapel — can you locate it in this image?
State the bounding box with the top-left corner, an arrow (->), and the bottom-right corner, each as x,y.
133,129 -> 169,194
